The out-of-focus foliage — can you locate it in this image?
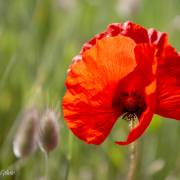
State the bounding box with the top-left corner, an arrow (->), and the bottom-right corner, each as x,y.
0,0 -> 180,179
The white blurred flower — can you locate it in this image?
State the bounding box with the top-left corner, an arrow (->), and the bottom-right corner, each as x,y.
116,0 -> 142,18
165,174 -> 178,180
57,0 -> 76,11
146,159 -> 165,175
171,15 -> 180,31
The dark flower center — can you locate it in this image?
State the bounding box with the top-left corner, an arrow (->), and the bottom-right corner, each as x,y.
112,90 -> 146,118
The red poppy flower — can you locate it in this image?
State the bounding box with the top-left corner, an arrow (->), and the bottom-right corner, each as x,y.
62,21 -> 180,145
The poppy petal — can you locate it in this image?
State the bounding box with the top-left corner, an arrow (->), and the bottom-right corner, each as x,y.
81,21 -> 150,54
148,28 -> 169,56
116,44 -> 157,145
63,35 -> 137,144
134,43 -> 157,83
81,21 -> 170,59
120,21 -> 149,43
156,46 -> 180,120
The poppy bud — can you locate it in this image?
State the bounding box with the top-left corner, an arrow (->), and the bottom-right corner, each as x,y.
13,109 -> 39,158
39,109 -> 59,153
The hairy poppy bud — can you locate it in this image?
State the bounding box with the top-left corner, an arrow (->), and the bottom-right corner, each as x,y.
39,109 -> 59,153
13,109 -> 39,158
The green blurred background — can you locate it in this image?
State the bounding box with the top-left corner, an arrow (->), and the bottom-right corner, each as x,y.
0,0 -> 180,179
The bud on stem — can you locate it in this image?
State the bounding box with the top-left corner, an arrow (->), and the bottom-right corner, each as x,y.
39,109 -> 59,153
13,109 -> 39,158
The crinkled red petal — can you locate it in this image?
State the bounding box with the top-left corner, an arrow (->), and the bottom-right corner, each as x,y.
156,46 -> 180,120
80,21 -> 168,56
116,44 -> 157,145
63,36 -> 137,144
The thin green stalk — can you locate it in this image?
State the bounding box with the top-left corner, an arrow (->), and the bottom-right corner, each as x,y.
127,119 -> 139,180
65,132 -> 73,180
0,54 -> 16,90
44,151 -> 49,180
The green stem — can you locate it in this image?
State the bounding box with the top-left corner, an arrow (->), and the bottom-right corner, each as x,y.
128,119 -> 138,180
65,132 -> 73,180
44,151 -> 49,180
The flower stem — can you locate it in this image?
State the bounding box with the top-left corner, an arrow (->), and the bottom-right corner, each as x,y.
44,151 -> 49,180
65,132 -> 73,180
128,119 -> 138,180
